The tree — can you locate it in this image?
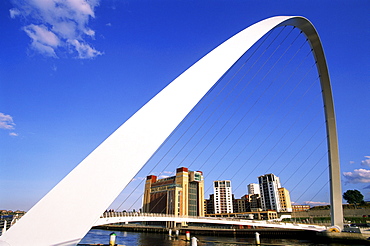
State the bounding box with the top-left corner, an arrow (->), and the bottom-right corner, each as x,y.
343,190 -> 364,208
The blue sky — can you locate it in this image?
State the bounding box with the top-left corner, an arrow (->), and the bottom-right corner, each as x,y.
0,0 -> 369,211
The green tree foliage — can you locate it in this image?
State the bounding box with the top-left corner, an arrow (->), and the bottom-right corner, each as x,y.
343,190 -> 364,207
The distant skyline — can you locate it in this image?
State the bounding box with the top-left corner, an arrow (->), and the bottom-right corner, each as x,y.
1,0 -> 369,211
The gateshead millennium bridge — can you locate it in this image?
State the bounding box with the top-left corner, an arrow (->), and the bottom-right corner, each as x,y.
0,16 -> 343,246
94,212 -> 327,232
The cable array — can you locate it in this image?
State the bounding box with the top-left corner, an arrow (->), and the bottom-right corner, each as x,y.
113,26 -> 330,212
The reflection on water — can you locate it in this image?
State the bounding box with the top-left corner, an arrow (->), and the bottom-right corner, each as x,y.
78,229 -> 351,245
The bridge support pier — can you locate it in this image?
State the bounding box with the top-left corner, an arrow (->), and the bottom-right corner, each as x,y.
166,221 -> 176,229
255,232 -> 261,245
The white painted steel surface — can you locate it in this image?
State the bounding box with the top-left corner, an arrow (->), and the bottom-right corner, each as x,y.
0,16 -> 341,245
93,213 -> 327,232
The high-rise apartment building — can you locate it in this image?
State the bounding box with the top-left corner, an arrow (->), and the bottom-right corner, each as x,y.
278,187 -> 292,212
248,183 -> 260,195
142,167 -> 204,216
246,183 -> 262,211
204,194 -> 215,214
249,193 -> 262,210
213,180 -> 233,214
258,173 -> 282,212
233,195 -> 249,213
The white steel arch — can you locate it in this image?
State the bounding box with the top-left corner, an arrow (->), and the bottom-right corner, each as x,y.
0,16 -> 342,246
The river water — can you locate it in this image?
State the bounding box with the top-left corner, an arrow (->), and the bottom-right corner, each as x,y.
78,229 -> 355,245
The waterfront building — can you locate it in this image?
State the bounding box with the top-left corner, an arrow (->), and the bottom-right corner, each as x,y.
206,184 -> 263,215
204,194 -> 215,214
278,187 -> 292,212
142,167 -> 204,216
233,198 -> 245,213
292,204 -> 310,212
213,180 -> 233,214
249,193 -> 262,210
248,183 -> 260,195
258,173 -> 292,213
233,195 -> 249,213
258,173 -> 282,212
206,210 -> 278,220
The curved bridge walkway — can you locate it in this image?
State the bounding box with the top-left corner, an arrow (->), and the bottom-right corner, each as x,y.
94,212 -> 327,232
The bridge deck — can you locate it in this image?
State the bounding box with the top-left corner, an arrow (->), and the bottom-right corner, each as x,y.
94,212 -> 327,232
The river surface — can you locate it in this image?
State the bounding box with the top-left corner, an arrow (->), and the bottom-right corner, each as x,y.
78,229 -> 360,245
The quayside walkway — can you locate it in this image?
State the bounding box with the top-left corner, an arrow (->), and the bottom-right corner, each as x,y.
94,212 -> 327,232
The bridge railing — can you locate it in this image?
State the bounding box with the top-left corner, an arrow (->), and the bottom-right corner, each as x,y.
0,215 -> 22,236
101,211 -> 262,220
99,212 -> 325,228
101,212 -> 203,219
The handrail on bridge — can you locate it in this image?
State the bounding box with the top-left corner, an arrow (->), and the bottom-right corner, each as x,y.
99,212 -> 327,230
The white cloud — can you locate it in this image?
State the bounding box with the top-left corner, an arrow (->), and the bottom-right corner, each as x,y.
24,24 -> 60,57
9,8 -> 20,18
163,171 -> 175,175
303,201 -> 329,206
157,170 -> 176,179
343,168 -> 370,184
0,113 -> 18,137
361,156 -> 370,167
68,39 -> 102,59
0,113 -> 15,130
10,0 -> 101,59
131,177 -> 145,182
